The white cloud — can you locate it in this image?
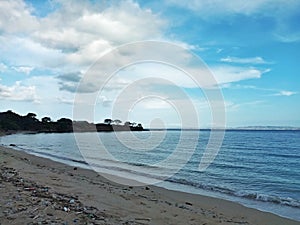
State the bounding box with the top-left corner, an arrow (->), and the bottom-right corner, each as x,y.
0,0 -> 38,33
140,98 -> 171,109
3,75 -> 77,119
29,0 -> 166,67
274,32 -> 300,43
0,0 -> 167,69
211,65 -> 269,85
57,97 -> 74,105
275,91 -> 297,96
22,76 -> 75,104
62,62 -> 270,97
220,56 -> 270,64
0,36 -> 65,69
2,1 -> 268,93
0,81 -> 37,102
66,40 -> 113,66
227,100 -> 265,111
0,63 -> 8,72
221,84 -> 298,97
12,66 -> 34,75
164,40 -> 204,51
165,0 -> 300,17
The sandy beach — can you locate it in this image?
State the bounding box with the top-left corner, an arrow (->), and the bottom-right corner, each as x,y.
0,145 -> 299,225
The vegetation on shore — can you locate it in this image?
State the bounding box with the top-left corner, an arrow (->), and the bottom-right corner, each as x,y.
0,110 -> 145,133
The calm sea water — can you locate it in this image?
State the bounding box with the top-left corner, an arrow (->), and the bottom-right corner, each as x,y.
1,130 -> 299,221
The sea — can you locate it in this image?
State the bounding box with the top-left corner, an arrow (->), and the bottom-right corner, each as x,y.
1,130 -> 299,221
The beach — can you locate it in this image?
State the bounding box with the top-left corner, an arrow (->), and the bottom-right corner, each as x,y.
0,145 -> 299,225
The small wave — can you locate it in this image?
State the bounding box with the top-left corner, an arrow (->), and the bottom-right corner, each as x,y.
237,192 -> 300,208
5,144 -> 89,165
266,153 -> 300,159
84,156 -> 179,172
88,162 -> 169,181
166,177 -> 300,209
166,177 -> 234,195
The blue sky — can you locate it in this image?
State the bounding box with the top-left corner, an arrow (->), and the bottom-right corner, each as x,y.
0,0 -> 299,128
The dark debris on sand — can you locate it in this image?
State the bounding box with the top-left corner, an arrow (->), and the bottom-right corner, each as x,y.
0,165 -> 123,225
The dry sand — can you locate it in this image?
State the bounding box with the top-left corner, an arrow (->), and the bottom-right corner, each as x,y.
0,145 -> 299,225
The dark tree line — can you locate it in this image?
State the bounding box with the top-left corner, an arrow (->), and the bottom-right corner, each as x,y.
0,110 -> 73,133
98,118 -> 144,131
0,110 -> 145,133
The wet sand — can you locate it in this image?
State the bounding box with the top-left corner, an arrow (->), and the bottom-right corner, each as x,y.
0,145 -> 299,225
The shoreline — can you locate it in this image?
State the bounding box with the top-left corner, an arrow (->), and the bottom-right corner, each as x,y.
0,145 -> 299,225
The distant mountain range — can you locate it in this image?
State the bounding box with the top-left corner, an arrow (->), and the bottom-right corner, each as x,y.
151,126 -> 300,131
233,126 -> 300,130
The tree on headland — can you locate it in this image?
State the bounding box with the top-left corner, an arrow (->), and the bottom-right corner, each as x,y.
23,112 -> 40,130
0,110 -> 22,131
41,117 -> 54,131
113,119 -> 122,125
25,112 -> 38,123
104,118 -> 112,125
124,121 -> 131,126
26,113 -> 37,120
56,118 -> 73,132
41,117 -> 51,123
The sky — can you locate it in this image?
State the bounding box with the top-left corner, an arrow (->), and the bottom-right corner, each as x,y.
0,0 -> 299,128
